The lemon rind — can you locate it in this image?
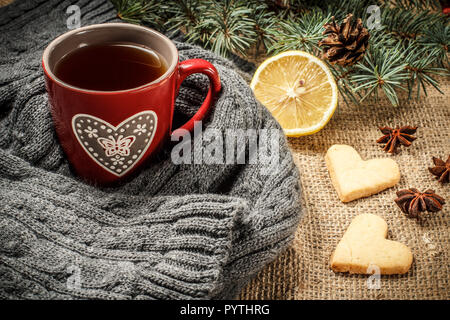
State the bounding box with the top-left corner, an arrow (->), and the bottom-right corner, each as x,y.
250,50 -> 338,137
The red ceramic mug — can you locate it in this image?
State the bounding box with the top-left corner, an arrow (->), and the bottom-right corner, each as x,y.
42,23 -> 221,185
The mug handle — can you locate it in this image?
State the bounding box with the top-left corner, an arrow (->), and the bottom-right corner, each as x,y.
171,59 -> 221,135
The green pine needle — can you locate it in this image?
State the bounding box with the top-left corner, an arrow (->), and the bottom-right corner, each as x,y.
200,0 -> 258,57
267,11 -> 330,55
111,0 -> 158,25
404,44 -> 449,99
351,43 -> 410,106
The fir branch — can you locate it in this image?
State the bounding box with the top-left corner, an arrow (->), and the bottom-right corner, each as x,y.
323,0 -> 380,22
417,19 -> 450,67
381,6 -> 442,41
166,0 -> 209,43
367,26 -> 397,50
350,43 -> 410,106
267,11 -> 330,55
248,1 -> 278,51
111,0 -> 165,26
404,44 -> 449,99
199,0 -> 258,57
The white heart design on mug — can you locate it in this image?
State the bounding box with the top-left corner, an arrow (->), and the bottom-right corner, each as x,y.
72,111 -> 157,176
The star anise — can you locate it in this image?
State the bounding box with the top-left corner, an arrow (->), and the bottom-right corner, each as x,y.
376,126 -> 418,153
428,155 -> 450,183
394,188 -> 445,218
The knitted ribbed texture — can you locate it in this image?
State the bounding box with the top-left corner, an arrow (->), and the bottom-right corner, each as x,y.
0,0 -> 302,299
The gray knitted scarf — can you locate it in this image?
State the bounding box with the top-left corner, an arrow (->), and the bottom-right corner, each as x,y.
0,0 -> 302,299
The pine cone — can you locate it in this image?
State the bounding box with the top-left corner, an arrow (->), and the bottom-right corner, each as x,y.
318,14 -> 370,67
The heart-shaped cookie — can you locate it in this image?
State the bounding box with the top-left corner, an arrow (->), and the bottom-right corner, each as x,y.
325,144 -> 400,202
72,111 -> 157,177
331,214 -> 413,274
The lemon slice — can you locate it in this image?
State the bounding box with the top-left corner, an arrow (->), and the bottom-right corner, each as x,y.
250,51 -> 338,137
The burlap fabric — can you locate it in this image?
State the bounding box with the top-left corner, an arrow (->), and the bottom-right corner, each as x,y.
240,79 -> 450,299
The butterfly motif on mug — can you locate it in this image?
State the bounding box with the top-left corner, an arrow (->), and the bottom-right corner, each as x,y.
97,135 -> 136,157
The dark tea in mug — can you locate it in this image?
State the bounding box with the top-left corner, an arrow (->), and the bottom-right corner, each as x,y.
54,42 -> 168,91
